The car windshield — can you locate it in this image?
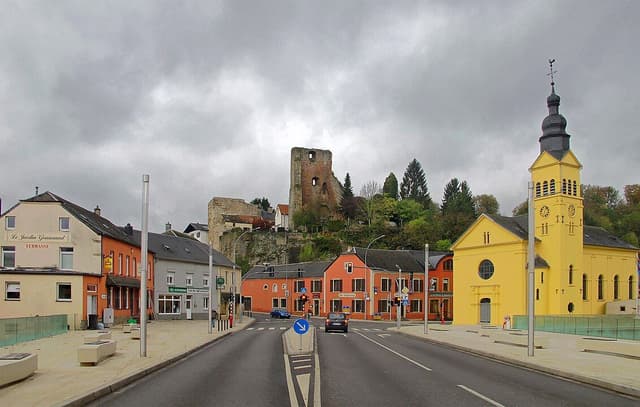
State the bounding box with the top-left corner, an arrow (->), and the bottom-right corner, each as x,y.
328,313 -> 345,320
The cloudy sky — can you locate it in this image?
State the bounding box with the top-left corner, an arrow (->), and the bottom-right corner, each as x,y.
1,1 -> 638,233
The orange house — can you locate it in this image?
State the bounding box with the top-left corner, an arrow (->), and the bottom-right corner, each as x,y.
241,261 -> 331,317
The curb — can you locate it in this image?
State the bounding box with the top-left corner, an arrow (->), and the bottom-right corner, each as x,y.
395,329 -> 640,399
57,319 -> 257,407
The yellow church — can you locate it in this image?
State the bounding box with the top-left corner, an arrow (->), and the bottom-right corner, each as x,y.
452,78 -> 638,325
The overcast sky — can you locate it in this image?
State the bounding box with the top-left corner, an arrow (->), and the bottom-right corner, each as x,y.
1,1 -> 638,233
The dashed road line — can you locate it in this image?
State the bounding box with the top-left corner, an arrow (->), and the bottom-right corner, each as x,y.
457,385 -> 505,407
355,331 -> 432,371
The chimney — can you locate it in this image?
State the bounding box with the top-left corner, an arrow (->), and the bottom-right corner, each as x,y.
165,222 -> 172,232
124,223 -> 133,235
94,205 -> 101,216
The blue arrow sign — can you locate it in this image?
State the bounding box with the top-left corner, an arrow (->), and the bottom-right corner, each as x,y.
293,318 -> 310,335
300,287 -> 307,294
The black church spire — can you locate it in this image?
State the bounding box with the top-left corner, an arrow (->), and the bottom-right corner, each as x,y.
539,59 -> 570,160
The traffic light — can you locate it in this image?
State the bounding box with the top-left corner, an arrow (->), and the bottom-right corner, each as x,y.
394,296 -> 401,305
300,294 -> 308,303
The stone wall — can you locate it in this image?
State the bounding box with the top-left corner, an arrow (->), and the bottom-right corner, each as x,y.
289,147 -> 343,230
208,197 -> 261,250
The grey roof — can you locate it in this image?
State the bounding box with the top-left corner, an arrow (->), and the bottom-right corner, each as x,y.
183,223 -> 209,233
128,229 -> 235,268
21,191 -> 136,245
245,261 -> 331,280
351,248 -> 424,273
486,214 -> 637,250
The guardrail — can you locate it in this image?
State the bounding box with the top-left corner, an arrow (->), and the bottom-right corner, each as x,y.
512,315 -> 640,341
0,315 -> 68,346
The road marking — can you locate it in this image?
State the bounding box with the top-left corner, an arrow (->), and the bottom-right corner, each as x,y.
280,327 -> 287,330
355,332 -> 432,371
269,327 -> 275,330
377,334 -> 391,338
353,328 -> 360,331
247,328 -> 255,330
292,358 -> 312,363
257,327 -> 265,331
293,364 -> 312,370
457,385 -> 505,407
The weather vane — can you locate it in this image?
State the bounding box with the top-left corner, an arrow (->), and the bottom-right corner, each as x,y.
547,58 -> 557,91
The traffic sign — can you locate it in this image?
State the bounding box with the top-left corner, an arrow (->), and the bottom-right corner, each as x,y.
300,287 -> 307,294
293,318 -> 310,335
402,299 -> 409,306
401,286 -> 409,294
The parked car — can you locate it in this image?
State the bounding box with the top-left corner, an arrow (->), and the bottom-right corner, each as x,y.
325,312 -> 348,333
270,308 -> 291,319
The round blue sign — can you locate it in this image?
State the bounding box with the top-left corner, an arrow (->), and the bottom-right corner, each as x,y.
293,318 -> 310,335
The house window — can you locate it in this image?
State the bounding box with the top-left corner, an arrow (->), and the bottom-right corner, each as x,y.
272,298 -> 279,308
295,280 -> 305,292
263,284 -> 269,290
87,284 -> 97,292
186,274 -> 193,287
443,259 -> 453,271
410,299 -> 422,313
280,298 -> 287,308
381,278 -> 391,292
2,246 -> 16,268
442,278 -> 450,292
378,299 -> 391,313
352,278 -> 365,292
118,254 -> 123,275
352,299 -> 365,313
613,275 -> 619,299
582,274 -> 588,300
124,287 -> 129,309
272,283 -> 278,293
158,295 -> 181,314
167,272 -> 175,285
330,279 -> 343,292
203,296 -> 209,310
429,299 -> 439,313
132,257 -> 137,277
5,282 -> 20,300
478,260 -> 494,280
597,275 -> 604,300
59,217 -> 70,231
345,262 -> 353,273
60,247 -> 73,270
56,283 -> 72,301
5,216 -> 15,230
203,275 -> 209,287
330,299 -> 343,312
430,278 -> 438,291
125,255 -> 130,276
312,280 -> 322,293
412,279 -> 423,292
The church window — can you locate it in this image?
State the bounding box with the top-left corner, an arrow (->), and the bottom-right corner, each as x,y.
567,180 -> 572,196
562,179 -> 567,194
597,275 -> 604,300
582,274 -> 588,300
550,179 -> 556,194
535,182 -> 541,197
478,260 -> 494,280
629,276 -> 635,300
613,275 -> 619,300
541,272 -> 544,284
543,181 -> 549,196
568,265 -> 573,285
572,181 -> 577,196
312,177 -> 319,186
536,288 -> 539,300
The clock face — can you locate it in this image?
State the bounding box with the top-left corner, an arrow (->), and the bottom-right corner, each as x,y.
539,205 -> 550,218
568,204 -> 576,217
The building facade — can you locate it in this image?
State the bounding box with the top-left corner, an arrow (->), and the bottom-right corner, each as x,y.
452,82 -> 638,325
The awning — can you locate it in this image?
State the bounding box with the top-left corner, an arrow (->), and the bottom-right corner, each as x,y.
106,275 -> 140,288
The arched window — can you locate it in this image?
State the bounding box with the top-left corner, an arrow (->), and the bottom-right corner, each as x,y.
562,179 -> 567,194
543,181 -> 549,196
478,260 -> 494,280
567,179 -> 573,196
582,274 -> 588,300
311,177 -> 319,186
573,180 -> 578,196
550,179 -> 556,194
272,283 -> 278,293
597,275 -> 604,300
569,265 -> 573,285
613,275 -> 619,299
535,182 -> 541,197
630,276 -> 635,300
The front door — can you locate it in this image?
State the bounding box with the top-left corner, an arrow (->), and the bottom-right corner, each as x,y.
87,295 -> 97,320
313,299 -> 320,316
186,295 -> 193,320
480,298 -> 491,323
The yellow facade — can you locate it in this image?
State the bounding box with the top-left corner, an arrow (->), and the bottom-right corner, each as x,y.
452,89 -> 637,325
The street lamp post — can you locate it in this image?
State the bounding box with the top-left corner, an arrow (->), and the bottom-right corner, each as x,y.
364,235 -> 385,321
424,243 -> 429,335
395,264 -> 402,329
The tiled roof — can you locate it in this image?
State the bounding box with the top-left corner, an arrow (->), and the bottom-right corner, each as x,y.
245,261 -> 331,279
277,204 -> 289,215
21,191 -> 136,245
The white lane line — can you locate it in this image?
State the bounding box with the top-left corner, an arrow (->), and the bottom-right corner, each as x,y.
353,328 -> 360,331
280,327 -> 287,330
292,358 -> 312,363
269,327 -> 275,330
247,328 -> 255,330
355,332 -> 431,371
457,385 -> 505,407
293,364 -> 312,370
257,327 -> 265,331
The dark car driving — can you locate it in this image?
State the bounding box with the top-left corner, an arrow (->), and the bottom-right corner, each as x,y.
325,312 -> 348,333
270,308 -> 291,319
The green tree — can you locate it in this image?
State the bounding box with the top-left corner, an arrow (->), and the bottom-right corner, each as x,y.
360,180 -> 382,226
473,194 -> 500,215
440,178 -> 476,241
396,199 -> 427,225
340,173 -> 358,220
383,172 -> 399,199
251,197 -> 271,211
399,159 -> 432,208
512,200 -> 528,216
292,209 -> 319,232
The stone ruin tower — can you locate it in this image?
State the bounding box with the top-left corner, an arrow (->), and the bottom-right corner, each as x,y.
289,147 -> 343,229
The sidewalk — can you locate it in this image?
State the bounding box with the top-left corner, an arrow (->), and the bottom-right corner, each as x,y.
394,323 -> 640,398
0,318 -> 254,407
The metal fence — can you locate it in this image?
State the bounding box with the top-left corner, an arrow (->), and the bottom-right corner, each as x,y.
512,315 -> 640,341
0,315 -> 69,347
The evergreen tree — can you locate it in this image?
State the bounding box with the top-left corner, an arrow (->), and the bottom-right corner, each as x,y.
440,178 -> 476,240
399,159 -> 432,207
251,197 -> 271,211
340,173 -> 358,220
383,172 -> 399,199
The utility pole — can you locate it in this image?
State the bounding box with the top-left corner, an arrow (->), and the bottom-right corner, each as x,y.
396,264 -> 401,329
140,174 -> 149,357
527,181 -> 535,356
424,243 -> 429,334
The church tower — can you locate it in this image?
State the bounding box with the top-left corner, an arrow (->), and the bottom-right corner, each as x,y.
529,60 -> 585,314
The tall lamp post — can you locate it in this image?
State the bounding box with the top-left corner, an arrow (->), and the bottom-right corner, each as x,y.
395,264 -> 402,329
424,243 -> 429,334
364,235 -> 385,320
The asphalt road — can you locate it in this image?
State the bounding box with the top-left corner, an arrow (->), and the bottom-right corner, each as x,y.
87,316 -> 638,406
319,321 -> 638,407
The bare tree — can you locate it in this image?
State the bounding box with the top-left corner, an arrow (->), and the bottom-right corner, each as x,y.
360,181 -> 381,225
